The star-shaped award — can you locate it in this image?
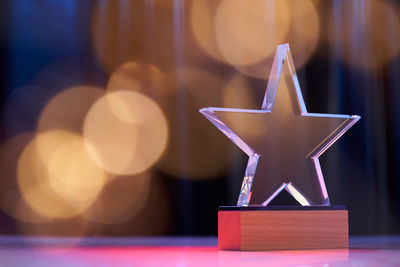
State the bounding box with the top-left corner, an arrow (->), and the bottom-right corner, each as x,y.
200,44 -> 360,207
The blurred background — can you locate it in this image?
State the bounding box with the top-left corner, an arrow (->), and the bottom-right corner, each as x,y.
0,0 -> 399,237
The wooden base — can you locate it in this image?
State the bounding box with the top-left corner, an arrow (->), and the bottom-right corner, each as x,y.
218,206 -> 348,251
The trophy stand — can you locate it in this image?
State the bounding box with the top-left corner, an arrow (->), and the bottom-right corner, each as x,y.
200,44 -> 359,251
218,206 -> 348,251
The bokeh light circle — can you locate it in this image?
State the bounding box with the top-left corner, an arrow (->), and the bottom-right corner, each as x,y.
83,91 -> 168,175
107,61 -> 171,98
47,138 -> 107,204
37,85 -> 105,133
284,0 -> 320,71
0,133 -> 46,222
190,0 -> 224,62
17,130 -> 107,219
231,0 -> 320,79
215,0 -> 290,66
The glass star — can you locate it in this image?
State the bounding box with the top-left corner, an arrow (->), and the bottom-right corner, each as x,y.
200,44 -> 360,207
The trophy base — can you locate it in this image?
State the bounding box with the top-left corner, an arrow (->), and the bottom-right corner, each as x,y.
218,206 -> 348,251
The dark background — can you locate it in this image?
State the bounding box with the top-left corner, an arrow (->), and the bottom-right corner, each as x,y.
0,0 -> 399,236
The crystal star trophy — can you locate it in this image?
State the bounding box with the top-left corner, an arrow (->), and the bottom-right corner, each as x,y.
200,44 -> 360,251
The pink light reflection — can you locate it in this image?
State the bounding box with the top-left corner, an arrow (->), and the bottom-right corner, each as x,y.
3,246 -> 350,267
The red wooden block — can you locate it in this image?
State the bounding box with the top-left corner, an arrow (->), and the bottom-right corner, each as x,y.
218,206 -> 348,251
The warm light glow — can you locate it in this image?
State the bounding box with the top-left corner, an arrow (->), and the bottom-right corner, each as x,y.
0,133 -> 46,222
154,69 -> 234,179
83,91 -> 168,175
176,68 -> 225,106
223,74 -> 263,109
47,138 -> 107,205
91,1 -> 177,72
37,85 -> 105,133
16,215 -> 90,238
326,0 -> 400,71
283,0 -> 320,74
113,177 -> 171,235
91,1 -> 145,72
226,0 -> 320,79
107,61 -> 170,100
17,130 -> 107,219
190,0 -> 224,62
223,74 -> 268,138
215,0 -> 290,66
84,173 -> 151,224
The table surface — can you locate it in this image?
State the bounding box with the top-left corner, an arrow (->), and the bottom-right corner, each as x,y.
0,236 -> 399,267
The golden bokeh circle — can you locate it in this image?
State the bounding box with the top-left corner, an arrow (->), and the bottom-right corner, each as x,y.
215,0 -> 291,66
83,91 -> 168,175
17,130 -> 107,219
232,0 -> 320,79
107,61 -> 171,99
37,85 -> 105,133
0,133 -> 46,222
190,0 -> 224,62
